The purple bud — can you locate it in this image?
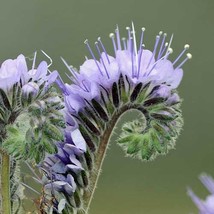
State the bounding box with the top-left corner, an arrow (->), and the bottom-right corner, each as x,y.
166,93 -> 180,105
154,85 -> 171,98
22,82 -> 39,97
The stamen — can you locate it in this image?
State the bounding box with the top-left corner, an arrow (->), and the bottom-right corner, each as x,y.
159,42 -> 168,58
126,27 -> 131,51
173,44 -> 190,65
139,27 -> 145,52
122,37 -> 127,50
32,51 -> 37,71
84,39 -> 103,76
61,57 -> 79,81
147,35 -> 161,68
165,34 -> 174,58
137,44 -> 145,78
157,33 -> 167,60
176,53 -> 192,69
41,50 -> 53,68
115,25 -> 122,50
109,33 -> 117,55
97,37 -> 110,64
164,47 -> 173,60
131,22 -> 138,77
130,37 -> 135,78
95,42 -> 110,78
55,75 -> 68,95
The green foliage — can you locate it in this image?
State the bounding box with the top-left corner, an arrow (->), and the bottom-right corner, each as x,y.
1,85 -> 65,163
117,102 -> 183,161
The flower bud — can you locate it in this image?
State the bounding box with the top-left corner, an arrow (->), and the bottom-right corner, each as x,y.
22,82 -> 39,98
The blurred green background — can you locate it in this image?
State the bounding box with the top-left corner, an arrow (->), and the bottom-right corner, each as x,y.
0,0 -> 214,213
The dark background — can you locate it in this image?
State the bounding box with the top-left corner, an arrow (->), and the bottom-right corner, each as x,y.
1,0 -> 214,213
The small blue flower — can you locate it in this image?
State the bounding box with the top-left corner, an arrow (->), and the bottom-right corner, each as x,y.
188,174 -> 214,214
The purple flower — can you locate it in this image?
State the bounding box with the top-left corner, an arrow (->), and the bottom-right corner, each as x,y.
0,55 -> 24,91
0,54 -> 58,93
43,24 -> 191,212
57,24 -> 191,116
188,174 -> 214,213
39,129 -> 87,211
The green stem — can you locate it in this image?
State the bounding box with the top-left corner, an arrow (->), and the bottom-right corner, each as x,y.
83,105 -> 140,213
0,149 -> 11,214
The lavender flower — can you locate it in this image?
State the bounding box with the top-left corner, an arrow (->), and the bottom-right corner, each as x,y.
41,24 -> 191,213
188,174 -> 214,214
1,53 -> 65,162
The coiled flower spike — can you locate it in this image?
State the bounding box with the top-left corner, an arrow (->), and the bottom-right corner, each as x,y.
40,23 -> 191,213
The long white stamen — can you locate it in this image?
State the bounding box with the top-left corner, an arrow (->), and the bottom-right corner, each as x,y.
97,37 -> 110,64
84,39 -> 103,76
173,44 -> 190,65
61,57 -> 79,81
32,51 -> 37,71
165,34 -> 174,59
131,22 -> 138,77
176,53 -> 192,69
41,50 -> 53,68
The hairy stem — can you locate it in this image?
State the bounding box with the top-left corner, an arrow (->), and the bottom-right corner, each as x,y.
83,104 -> 140,213
0,149 -> 11,214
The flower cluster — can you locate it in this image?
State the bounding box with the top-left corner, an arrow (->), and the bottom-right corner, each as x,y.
40,24 -> 191,213
0,53 -> 65,162
188,174 -> 214,213
0,54 -> 57,95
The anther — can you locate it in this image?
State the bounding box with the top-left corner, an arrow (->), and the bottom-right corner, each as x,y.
173,44 -> 190,65
109,33 -> 117,54
184,44 -> 190,49
176,53 -> 192,69
187,53 -> 192,59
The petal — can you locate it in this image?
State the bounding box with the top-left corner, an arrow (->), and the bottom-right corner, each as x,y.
169,68 -> 183,89
34,61 -> 48,80
71,129 -> 86,152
